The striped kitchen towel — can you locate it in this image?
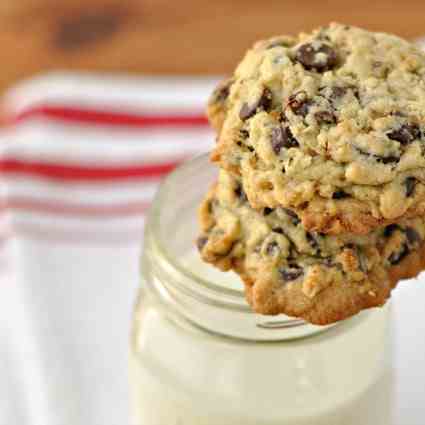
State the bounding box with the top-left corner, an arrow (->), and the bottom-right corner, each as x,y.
0,73 -> 218,425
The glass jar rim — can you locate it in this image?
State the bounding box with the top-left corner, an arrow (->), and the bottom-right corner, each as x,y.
148,154 -> 249,308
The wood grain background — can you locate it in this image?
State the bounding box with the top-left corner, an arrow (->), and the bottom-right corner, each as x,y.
1,0 -> 425,92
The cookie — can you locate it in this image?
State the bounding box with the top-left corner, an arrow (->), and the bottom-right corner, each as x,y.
197,170 -> 425,325
207,77 -> 234,134
208,23 -> 425,235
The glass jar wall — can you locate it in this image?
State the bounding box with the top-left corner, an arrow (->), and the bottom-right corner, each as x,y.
130,155 -> 394,425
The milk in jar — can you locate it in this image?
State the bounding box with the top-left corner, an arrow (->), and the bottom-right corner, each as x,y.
130,253 -> 393,425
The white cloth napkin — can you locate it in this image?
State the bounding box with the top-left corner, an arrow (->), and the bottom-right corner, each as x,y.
1,72 -> 425,425
0,73 -> 216,425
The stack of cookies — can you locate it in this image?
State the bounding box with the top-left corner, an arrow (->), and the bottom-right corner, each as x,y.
197,23 -> 425,325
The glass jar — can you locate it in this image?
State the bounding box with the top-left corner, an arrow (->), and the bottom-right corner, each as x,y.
130,154 -> 394,425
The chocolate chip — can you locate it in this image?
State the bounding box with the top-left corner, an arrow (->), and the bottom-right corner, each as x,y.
239,88 -> 273,121
406,227 -> 421,244
263,207 -> 274,216
279,265 -> 304,282
216,87 -> 230,103
240,104 -> 256,121
277,112 -> 287,123
384,224 -> 399,237
234,184 -> 248,202
270,126 -> 285,154
272,227 -> 284,234
258,88 -> 273,110
354,146 -> 369,157
332,190 -> 350,199
271,125 -> 299,154
391,111 -> 406,118
197,236 -> 208,252
291,101 -> 310,117
378,155 -> 400,165
388,244 -> 409,265
212,79 -> 233,104
315,110 -> 336,125
295,42 -> 337,72
283,208 -> 301,225
387,124 -> 421,145
355,146 -> 400,164
266,241 -> 280,256
283,128 -> 299,149
306,232 -> 320,253
239,129 -> 249,139
330,86 -> 347,99
351,87 -> 360,101
405,177 -> 416,197
288,92 -> 311,117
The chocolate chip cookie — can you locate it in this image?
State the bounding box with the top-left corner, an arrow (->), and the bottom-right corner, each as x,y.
209,23 -> 425,235
197,170 -> 425,325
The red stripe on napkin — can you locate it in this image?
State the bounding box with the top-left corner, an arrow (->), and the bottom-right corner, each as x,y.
0,198 -> 150,216
0,158 -> 184,181
9,105 -> 209,128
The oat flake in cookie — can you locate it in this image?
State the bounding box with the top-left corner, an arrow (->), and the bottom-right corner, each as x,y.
209,23 -> 425,235
197,170 -> 425,325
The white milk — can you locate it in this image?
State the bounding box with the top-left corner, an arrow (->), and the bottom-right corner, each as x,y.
130,253 -> 394,425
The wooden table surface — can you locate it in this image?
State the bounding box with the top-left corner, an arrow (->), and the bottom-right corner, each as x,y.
1,0 -> 425,93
